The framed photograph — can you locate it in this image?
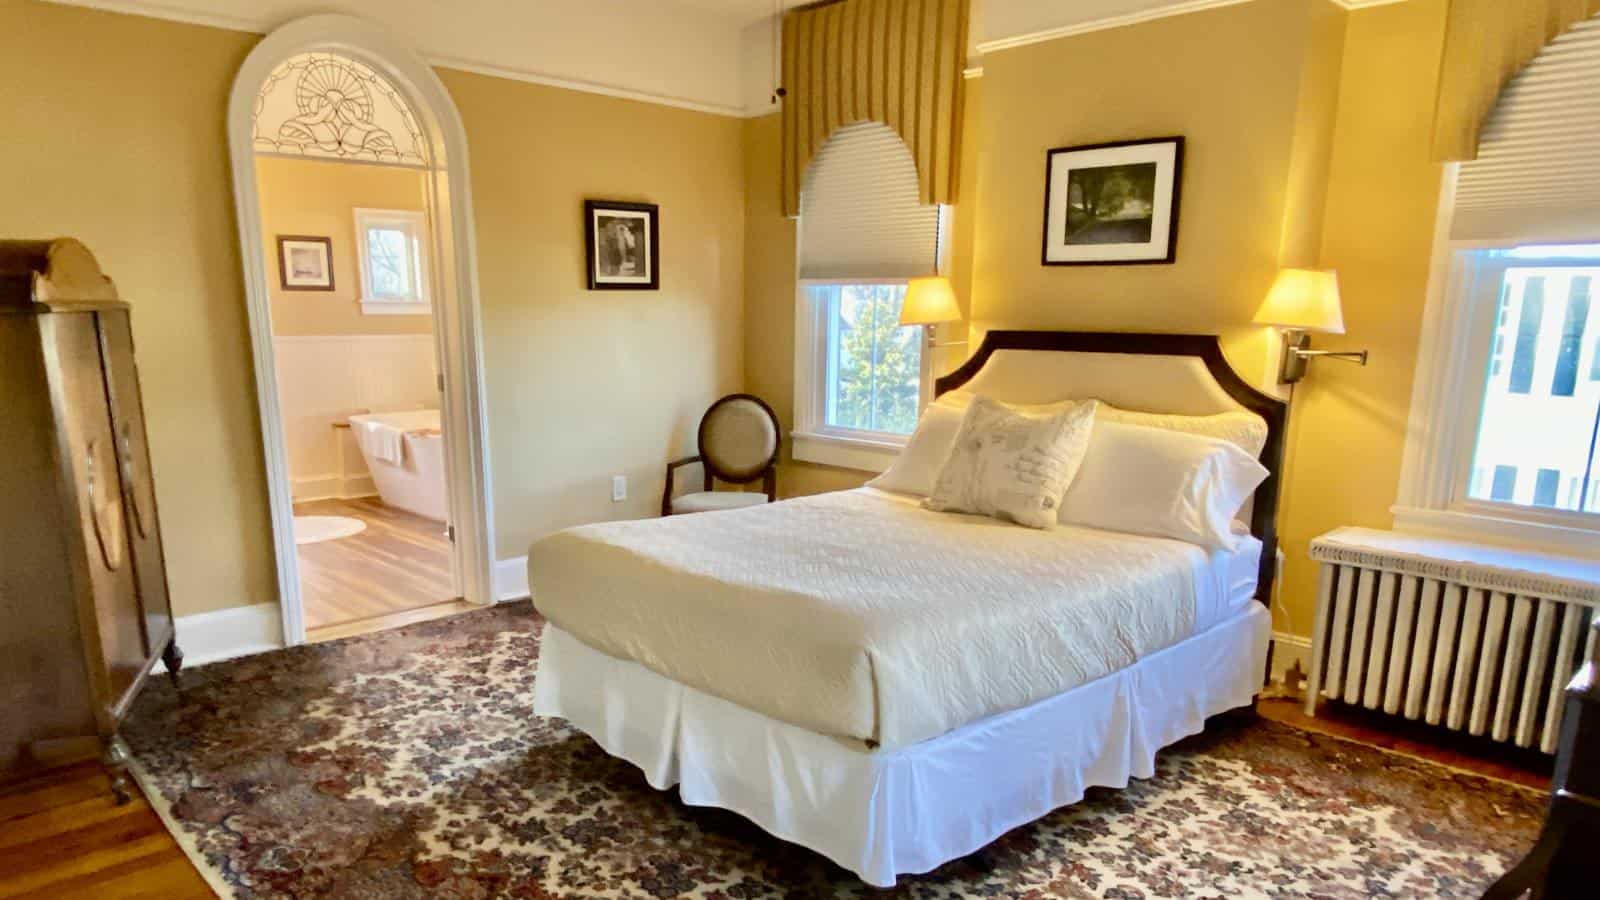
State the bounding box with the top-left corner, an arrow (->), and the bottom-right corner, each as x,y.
585,200 -> 659,290
1041,137 -> 1184,266
276,235 -> 335,290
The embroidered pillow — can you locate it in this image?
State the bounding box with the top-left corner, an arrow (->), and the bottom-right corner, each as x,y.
923,396 -> 1098,528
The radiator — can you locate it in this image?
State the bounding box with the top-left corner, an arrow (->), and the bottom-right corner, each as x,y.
1307,528 -> 1600,753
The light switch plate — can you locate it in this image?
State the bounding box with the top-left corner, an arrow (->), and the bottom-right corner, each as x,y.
612,475 -> 627,502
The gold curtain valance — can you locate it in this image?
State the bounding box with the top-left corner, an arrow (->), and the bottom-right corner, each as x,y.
781,0 -> 970,217
1432,0 -> 1600,161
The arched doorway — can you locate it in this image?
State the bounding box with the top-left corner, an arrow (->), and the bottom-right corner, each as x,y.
227,15 -> 495,646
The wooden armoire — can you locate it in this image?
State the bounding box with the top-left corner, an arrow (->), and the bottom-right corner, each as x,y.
0,238 -> 182,801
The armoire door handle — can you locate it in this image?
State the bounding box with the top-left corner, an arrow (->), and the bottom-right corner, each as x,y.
117,423 -> 149,540
86,439 -> 124,571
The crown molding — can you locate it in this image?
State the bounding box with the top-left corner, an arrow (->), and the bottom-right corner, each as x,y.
976,0 -> 1411,55
424,56 -> 746,117
976,0 -> 1255,54
44,0 -> 749,118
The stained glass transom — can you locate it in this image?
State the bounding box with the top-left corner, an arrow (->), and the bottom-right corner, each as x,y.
253,52 -> 426,167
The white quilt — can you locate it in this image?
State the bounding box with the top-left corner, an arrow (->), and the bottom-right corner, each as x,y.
529,488 -> 1210,749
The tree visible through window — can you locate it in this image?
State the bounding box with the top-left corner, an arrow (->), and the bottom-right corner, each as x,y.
812,283 -> 922,436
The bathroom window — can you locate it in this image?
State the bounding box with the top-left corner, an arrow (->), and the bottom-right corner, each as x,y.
355,208 -> 431,315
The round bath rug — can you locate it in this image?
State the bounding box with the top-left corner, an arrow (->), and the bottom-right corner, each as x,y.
293,515 -> 367,545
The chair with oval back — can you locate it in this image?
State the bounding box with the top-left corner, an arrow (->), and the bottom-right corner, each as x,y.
662,394 -> 781,516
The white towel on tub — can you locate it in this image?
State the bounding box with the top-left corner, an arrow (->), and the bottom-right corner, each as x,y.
354,418 -> 405,465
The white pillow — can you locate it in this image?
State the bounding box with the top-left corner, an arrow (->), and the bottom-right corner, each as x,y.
923,397 -> 1098,529
1097,403 -> 1268,458
943,392 -> 1268,459
1058,421 -> 1268,550
866,404 -> 966,497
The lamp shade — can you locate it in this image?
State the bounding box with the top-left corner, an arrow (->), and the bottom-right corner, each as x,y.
899,276 -> 962,326
1254,268 -> 1344,334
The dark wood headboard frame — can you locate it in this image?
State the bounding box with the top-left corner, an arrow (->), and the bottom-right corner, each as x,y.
934,330 -> 1289,608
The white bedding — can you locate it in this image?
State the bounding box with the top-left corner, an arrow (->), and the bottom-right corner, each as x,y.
529,487 -> 1260,749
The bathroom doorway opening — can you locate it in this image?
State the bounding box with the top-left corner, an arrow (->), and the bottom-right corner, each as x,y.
229,17 -> 496,647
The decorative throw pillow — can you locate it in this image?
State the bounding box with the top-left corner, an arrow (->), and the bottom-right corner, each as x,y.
923,396 -> 1098,528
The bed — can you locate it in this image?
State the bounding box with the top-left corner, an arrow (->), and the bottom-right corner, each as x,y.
529,330 -> 1288,887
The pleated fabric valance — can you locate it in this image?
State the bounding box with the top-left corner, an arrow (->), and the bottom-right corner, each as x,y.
1433,0 -> 1600,161
781,0 -> 970,218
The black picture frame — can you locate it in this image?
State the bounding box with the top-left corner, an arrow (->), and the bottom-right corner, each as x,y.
584,200 -> 660,290
276,235 -> 335,291
1040,136 -> 1184,267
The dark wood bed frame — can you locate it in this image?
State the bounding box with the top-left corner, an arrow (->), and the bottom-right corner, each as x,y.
934,330 -> 1289,607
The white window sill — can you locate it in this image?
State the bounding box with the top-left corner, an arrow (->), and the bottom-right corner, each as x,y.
360,300 -> 431,316
791,430 -> 905,473
1391,504 -> 1600,560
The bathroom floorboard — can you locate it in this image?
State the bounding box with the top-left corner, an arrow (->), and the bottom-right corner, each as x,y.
294,496 -> 456,632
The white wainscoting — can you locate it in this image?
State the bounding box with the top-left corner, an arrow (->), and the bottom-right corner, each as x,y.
274,334 -> 439,502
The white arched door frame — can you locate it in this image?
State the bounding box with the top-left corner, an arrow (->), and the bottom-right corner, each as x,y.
228,15 -> 496,646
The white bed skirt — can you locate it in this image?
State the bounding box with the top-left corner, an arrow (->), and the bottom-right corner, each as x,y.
533,603 -> 1271,888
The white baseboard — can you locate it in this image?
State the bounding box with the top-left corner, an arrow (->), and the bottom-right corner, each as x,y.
495,555 -> 530,602
1270,631 -> 1312,686
291,473 -> 377,503
156,602 -> 284,672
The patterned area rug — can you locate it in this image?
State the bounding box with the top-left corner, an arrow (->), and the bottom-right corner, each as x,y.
125,602 -> 1541,898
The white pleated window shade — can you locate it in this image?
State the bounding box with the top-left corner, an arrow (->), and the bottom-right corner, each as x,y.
798,122 -> 941,281
1454,16 -> 1600,243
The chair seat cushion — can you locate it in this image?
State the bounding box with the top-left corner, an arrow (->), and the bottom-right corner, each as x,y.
671,491 -> 770,515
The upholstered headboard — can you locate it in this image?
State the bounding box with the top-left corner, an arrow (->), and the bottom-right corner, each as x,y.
935,330 -> 1288,606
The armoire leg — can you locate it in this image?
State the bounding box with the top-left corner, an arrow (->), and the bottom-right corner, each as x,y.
162,637 -> 184,690
103,737 -> 132,805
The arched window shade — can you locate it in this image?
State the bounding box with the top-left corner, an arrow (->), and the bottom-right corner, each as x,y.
781,0 -> 970,218
1453,15 -> 1600,242
799,122 -> 941,280
1433,0 -> 1600,163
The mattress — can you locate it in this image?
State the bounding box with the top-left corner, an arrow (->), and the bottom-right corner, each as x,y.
529,487 -> 1261,749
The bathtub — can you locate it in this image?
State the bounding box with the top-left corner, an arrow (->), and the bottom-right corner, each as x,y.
348,409 -> 448,522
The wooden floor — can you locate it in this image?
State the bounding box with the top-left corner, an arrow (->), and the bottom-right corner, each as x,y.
0,693 -> 1552,897
0,762 -> 211,898
295,496 -> 455,632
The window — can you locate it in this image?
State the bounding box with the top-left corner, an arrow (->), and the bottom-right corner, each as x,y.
1460,255 -> 1600,519
354,208 -> 430,315
810,283 -> 922,436
1396,21 -> 1600,554
792,122 -> 943,471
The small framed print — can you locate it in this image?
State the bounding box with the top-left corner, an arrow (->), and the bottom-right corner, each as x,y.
1041,137 -> 1184,266
277,235 -> 335,290
585,200 -> 659,290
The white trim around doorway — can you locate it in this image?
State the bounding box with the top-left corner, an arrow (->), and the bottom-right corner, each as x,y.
227,14 -> 497,647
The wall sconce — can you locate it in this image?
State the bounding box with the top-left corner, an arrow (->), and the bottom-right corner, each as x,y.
899,275 -> 967,349
1254,268 -> 1369,384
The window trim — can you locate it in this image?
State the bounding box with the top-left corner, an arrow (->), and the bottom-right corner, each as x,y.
792,277 -> 932,472
354,207 -> 432,316
1394,166 -> 1600,558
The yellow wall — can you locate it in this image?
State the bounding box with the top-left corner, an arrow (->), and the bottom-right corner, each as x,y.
1276,0 -> 1451,634
970,0 -> 1345,388
255,155 -> 433,337
0,1 -> 272,617
1,0 -> 745,612
439,69 -> 746,558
